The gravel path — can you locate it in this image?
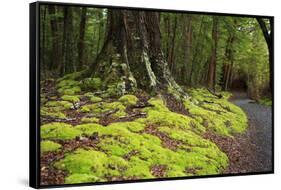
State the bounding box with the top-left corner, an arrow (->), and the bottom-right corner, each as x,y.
230,92 -> 273,173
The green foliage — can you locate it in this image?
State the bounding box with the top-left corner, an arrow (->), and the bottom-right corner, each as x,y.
258,97 -> 272,106
41,122 -> 81,140
118,94 -> 138,106
41,140 -> 61,153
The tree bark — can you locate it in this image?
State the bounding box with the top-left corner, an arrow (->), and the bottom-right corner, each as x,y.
88,10 -> 186,97
48,6 -> 62,71
167,15 -> 178,74
61,7 -> 76,74
77,7 -> 87,70
207,17 -> 219,91
182,15 -> 192,84
222,34 -> 235,91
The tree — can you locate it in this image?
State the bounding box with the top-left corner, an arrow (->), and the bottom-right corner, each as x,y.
48,6 -> 62,71
256,17 -> 273,93
61,7 -> 76,74
77,7 -> 87,70
88,10 -> 185,96
207,16 -> 219,91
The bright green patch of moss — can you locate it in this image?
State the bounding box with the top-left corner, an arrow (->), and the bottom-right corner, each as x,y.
54,148 -> 128,183
65,174 -> 100,184
90,96 -> 102,103
61,95 -> 80,103
119,95 -> 138,106
41,140 -> 61,153
45,100 -> 73,109
41,122 -> 81,140
81,117 -> 99,123
58,86 -> 81,95
79,101 -> 127,118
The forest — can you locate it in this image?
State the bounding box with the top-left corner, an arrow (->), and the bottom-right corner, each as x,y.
39,4 -> 273,185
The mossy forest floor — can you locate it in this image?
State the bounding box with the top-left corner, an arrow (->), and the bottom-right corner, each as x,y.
39,74 -> 271,185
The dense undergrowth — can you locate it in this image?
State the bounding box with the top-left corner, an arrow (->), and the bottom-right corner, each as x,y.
40,72 -> 248,184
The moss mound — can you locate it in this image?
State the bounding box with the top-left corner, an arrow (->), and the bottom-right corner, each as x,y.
41,140 -> 61,153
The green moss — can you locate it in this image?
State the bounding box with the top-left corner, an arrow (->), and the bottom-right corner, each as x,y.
81,117 -> 99,123
79,101 -> 127,118
75,123 -> 104,136
58,86 -> 81,95
41,140 -> 61,153
45,100 -> 73,109
61,95 -> 80,103
65,174 -> 100,184
41,122 -> 81,140
57,71 -> 84,82
184,88 -> 248,136
90,96 -> 102,103
258,97 -> 272,106
54,148 -> 128,183
57,80 -> 80,89
81,78 -> 102,90
140,97 -> 205,135
40,107 -> 66,119
119,95 -> 138,106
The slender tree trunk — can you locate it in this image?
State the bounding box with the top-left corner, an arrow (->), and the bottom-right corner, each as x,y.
48,6 -> 62,71
222,34 -> 234,91
40,6 -> 47,75
182,15 -> 192,84
88,10 -> 186,97
189,16 -> 204,85
168,15 -> 178,74
61,7 -> 76,74
95,10 -> 103,56
207,16 -> 219,91
77,7 -> 87,70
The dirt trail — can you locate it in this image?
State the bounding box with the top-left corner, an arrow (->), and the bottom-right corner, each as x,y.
229,91 -> 273,173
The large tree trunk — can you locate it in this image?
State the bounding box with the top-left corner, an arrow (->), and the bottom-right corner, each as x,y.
77,7 -> 87,70
257,18 -> 273,94
207,16 -> 219,91
88,10 -> 186,97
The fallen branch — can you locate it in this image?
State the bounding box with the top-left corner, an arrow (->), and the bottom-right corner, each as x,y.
41,116 -> 77,123
119,112 -> 147,119
100,108 -> 119,117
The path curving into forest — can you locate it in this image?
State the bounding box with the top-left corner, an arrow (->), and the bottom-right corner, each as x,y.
228,91 -> 273,173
